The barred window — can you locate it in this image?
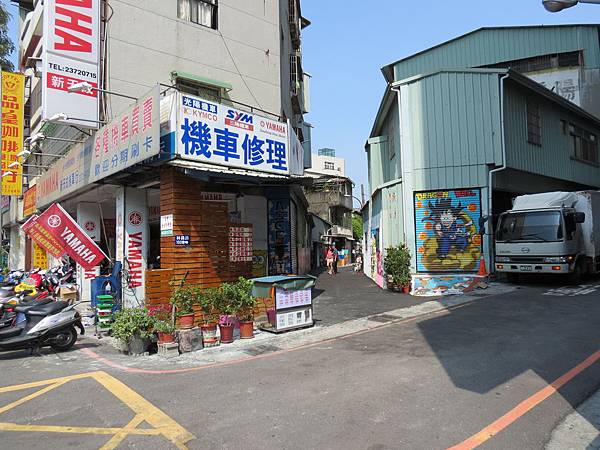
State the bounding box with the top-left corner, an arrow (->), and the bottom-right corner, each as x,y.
570,124 -> 598,165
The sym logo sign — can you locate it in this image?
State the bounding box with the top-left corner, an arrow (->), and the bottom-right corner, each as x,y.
225,109 -> 254,131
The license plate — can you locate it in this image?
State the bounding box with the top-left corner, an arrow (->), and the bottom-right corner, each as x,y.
520,265 -> 533,271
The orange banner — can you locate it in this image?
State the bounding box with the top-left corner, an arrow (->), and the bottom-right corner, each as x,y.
1,72 -> 24,196
23,185 -> 36,218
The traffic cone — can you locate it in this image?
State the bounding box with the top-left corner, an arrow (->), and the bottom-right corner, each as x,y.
477,254 -> 488,277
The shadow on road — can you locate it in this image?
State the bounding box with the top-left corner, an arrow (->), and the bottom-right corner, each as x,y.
417,279 -> 600,434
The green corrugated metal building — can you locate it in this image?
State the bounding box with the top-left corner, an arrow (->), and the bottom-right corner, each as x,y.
364,25 -> 600,292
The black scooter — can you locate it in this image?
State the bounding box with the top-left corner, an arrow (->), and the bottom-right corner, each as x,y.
0,301 -> 84,355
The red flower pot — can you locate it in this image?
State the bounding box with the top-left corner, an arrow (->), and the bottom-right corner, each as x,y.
178,314 -> 195,329
402,285 -> 411,294
157,332 -> 176,344
219,323 -> 234,344
239,321 -> 254,339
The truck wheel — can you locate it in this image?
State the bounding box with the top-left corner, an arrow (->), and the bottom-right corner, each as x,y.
50,327 -> 77,352
569,262 -> 582,285
507,273 -> 519,284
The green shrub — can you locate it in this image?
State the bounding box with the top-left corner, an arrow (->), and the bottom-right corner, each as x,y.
384,244 -> 412,286
112,308 -> 156,342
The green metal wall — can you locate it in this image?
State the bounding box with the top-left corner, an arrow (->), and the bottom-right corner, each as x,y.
403,71 -> 503,191
392,26 -> 600,82
503,80 -> 600,188
367,136 -> 387,194
381,182 -> 403,248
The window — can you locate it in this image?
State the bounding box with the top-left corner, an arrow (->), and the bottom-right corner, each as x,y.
324,162 -> 335,170
569,124 -> 598,165
526,99 -> 542,146
178,0 -> 217,29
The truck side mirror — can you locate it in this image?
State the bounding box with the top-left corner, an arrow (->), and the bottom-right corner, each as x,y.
478,215 -> 488,236
575,212 -> 585,223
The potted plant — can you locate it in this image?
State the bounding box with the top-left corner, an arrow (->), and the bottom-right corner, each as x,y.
170,285 -> 196,329
196,286 -> 220,347
216,282 -> 237,344
112,308 -> 156,355
384,244 -> 412,294
154,320 -> 176,344
232,277 -> 257,339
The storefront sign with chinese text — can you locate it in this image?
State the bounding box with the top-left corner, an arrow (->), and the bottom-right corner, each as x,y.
42,0 -> 100,127
22,214 -> 64,258
32,242 -> 48,269
175,235 -> 190,246
23,185 -> 37,218
160,214 -> 173,237
229,226 -> 252,262
275,288 -> 312,310
36,86 -> 160,208
1,72 -> 24,196
178,93 -> 289,175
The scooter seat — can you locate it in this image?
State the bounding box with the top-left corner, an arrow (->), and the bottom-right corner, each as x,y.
0,290 -> 14,299
19,295 -> 47,305
26,301 -> 69,317
14,298 -> 53,313
0,322 -> 25,339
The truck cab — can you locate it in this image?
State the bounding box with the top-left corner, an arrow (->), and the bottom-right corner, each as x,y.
495,205 -> 585,280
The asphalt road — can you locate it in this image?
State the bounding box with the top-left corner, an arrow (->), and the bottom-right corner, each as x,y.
1,281 -> 600,449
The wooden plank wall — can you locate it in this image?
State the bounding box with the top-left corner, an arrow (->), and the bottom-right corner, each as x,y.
145,268 -> 175,307
160,167 -> 252,290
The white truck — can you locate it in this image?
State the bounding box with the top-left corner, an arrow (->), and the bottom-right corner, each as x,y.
495,191 -> 600,283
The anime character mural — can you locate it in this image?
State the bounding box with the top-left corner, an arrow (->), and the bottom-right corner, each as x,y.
414,189 -> 482,272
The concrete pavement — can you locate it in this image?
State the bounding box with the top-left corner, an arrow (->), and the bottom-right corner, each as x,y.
1,277 -> 600,449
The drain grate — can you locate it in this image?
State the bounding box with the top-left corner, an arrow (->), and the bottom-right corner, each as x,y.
243,344 -> 281,356
368,314 -> 399,323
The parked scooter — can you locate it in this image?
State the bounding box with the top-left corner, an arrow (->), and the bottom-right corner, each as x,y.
0,301 -> 84,354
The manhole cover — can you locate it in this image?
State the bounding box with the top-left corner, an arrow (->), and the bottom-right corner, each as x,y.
244,344 -> 281,356
368,314 -> 398,323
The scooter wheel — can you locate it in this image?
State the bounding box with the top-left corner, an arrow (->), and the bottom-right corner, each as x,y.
50,327 -> 77,352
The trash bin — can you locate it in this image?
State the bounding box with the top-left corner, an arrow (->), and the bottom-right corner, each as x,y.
251,275 -> 316,333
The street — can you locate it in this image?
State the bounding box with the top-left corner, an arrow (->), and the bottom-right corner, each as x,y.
1,279 -> 600,449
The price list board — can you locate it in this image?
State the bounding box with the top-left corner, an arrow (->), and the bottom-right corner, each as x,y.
229,226 -> 253,262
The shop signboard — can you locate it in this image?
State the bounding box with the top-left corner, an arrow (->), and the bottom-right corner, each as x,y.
229,226 -> 252,262
177,93 -> 290,175
1,72 -> 24,196
414,188 -> 482,273
267,199 -> 292,275
36,203 -> 107,270
252,249 -> 267,277
36,86 -> 160,208
528,68 -> 580,106
175,235 -> 190,246
42,0 -> 100,127
275,287 -> 311,310
22,214 -> 64,258
276,307 -> 312,332
32,242 -> 48,269
160,214 -> 173,237
23,185 -> 37,218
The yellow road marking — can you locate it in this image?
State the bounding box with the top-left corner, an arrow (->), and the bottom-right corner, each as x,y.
0,381 -> 67,415
0,422 -> 161,435
0,371 -> 196,449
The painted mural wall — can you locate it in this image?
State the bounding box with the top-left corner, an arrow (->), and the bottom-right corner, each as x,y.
414,188 -> 482,273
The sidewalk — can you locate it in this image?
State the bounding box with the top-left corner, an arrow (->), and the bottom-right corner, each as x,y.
76,275 -> 510,372
547,390 -> 600,449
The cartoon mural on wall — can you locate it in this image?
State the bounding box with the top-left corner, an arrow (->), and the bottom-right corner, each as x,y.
414,189 -> 482,273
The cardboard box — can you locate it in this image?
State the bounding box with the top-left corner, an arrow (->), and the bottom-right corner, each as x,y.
58,286 -> 78,302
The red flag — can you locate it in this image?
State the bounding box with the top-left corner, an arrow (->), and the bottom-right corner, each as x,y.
21,214 -> 65,258
36,203 -> 107,270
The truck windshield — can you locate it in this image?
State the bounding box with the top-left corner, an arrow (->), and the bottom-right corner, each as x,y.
497,211 -> 563,242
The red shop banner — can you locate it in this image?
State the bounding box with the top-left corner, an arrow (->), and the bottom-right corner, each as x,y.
36,203 -> 107,270
21,214 -> 65,258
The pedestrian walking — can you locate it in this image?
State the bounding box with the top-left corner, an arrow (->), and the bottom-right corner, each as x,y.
333,246 -> 339,274
326,246 -> 335,275
354,252 -> 363,273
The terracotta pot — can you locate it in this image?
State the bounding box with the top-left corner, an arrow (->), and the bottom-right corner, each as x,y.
402,285 -> 411,294
178,314 -> 195,329
157,332 -> 176,344
239,320 -> 254,339
219,323 -> 234,344
200,323 -> 219,347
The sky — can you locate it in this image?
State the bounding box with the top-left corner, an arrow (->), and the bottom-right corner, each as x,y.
4,1 -> 598,206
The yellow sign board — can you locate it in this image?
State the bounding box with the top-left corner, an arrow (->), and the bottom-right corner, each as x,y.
32,242 -> 48,269
1,72 -> 24,196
